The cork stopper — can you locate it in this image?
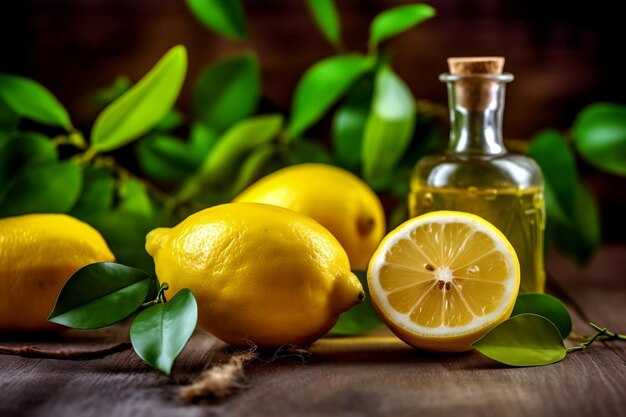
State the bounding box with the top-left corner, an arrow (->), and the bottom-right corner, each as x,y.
446,57 -> 505,110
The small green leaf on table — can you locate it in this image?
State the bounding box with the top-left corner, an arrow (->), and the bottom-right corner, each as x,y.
306,0 -> 341,47
186,0 -> 247,39
572,102 -> 626,176
287,54 -> 373,138
90,45 -> 187,152
0,73 -> 72,129
473,313 -> 567,367
369,3 -> 436,47
193,52 -> 260,132
0,161 -> 82,217
330,270 -> 382,335
512,294 -> 572,338
48,262 -> 154,329
131,289 -> 198,375
200,114 -> 283,185
361,65 -> 415,183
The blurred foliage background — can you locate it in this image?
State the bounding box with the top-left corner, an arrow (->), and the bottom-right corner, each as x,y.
0,0 -> 625,278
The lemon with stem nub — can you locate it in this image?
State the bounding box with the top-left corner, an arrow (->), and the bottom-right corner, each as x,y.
146,203 -> 364,347
368,211 -> 520,352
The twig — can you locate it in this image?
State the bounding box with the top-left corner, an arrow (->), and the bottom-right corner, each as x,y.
0,342 -> 131,360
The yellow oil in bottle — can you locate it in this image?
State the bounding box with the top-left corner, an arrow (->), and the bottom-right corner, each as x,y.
409,186 -> 545,293
409,57 -> 546,293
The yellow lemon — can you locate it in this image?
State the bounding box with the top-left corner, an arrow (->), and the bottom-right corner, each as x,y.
368,211 -> 520,352
233,163 -> 385,270
0,214 -> 115,331
146,202 -> 364,347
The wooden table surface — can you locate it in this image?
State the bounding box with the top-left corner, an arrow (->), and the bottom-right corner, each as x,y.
1,245 -> 625,417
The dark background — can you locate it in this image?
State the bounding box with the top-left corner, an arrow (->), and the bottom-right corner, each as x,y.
0,0 -> 625,240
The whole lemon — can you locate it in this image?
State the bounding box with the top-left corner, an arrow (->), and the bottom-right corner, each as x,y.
145,202 -> 364,347
234,163 -> 385,270
0,214 -> 115,331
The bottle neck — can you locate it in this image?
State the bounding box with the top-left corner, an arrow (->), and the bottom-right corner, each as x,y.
442,74 -> 513,155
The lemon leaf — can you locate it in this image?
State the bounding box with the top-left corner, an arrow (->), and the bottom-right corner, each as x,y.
91,45 -> 187,152
193,52 -> 260,132
0,97 -> 19,136
69,166 -> 116,219
287,55 -> 373,138
369,3 -> 435,47
130,289 -> 198,375
572,102 -> 626,176
0,73 -> 72,129
361,66 -> 415,182
0,132 -> 57,186
306,0 -> 341,47
473,314 -> 567,367
512,294 -> 572,339
48,262 -> 153,329
0,161 -> 82,217
330,270 -> 382,335
186,0 -> 247,40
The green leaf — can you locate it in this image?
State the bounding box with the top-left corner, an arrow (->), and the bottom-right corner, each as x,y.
512,294 -> 572,338
369,3 -> 436,47
330,270 -> 382,335
138,135 -> 200,183
572,102 -> 626,176
229,144 -> 276,195
332,78 -> 373,170
153,109 -> 184,133
286,139 -> 332,165
91,45 -> 187,152
186,0 -> 247,39
528,130 -> 577,214
130,289 -> 198,375
91,75 -> 131,108
361,66 -> 415,182
193,52 -> 260,132
0,97 -> 19,135
48,262 -> 153,329
117,178 -> 153,217
554,182 -> 600,264
287,55 -> 373,138
306,0 -> 341,46
0,132 -> 57,186
200,114 -> 283,184
0,73 -> 72,129
0,161 -> 82,217
69,166 -> 116,219
473,314 -> 567,367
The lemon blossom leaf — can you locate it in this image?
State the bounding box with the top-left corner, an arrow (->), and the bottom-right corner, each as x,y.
0,161 -> 82,217
369,4 -> 435,47
361,66 -> 415,182
287,55 -> 373,138
91,45 -> 187,152
200,114 -> 283,185
48,262 -> 154,329
186,0 -> 247,39
193,52 -> 260,132
330,270 -> 382,335
572,102 -> 626,176
0,73 -> 72,129
130,289 -> 198,375
306,0 -> 341,46
512,294 -> 572,339
473,314 -> 567,367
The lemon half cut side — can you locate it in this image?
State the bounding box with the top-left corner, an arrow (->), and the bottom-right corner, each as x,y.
368,210 -> 520,352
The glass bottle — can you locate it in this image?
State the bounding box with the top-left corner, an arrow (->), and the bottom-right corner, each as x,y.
409,57 -> 545,293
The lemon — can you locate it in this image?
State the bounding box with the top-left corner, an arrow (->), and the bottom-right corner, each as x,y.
146,202 -> 364,347
233,163 -> 385,270
0,214 -> 115,331
368,211 -> 520,352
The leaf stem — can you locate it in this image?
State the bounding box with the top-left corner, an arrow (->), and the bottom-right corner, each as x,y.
565,322 -> 626,353
157,282 -> 169,304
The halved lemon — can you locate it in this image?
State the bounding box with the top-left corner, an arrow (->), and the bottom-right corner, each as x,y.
368,211 -> 520,352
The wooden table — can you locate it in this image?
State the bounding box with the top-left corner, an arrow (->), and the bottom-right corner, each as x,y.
1,245 -> 625,417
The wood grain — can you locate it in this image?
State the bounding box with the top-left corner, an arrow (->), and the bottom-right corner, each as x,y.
1,245 -> 625,417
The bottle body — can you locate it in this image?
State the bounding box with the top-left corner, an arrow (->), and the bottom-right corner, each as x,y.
409,153 -> 545,293
409,71 -> 546,293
